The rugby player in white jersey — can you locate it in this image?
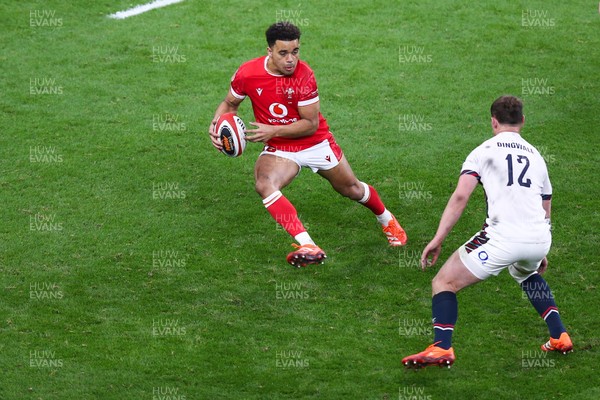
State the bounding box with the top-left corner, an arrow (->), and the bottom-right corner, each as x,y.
402,95 -> 572,369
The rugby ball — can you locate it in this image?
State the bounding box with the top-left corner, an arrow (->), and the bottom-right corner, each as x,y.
216,112 -> 246,157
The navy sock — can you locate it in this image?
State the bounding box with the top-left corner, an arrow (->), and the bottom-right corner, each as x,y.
521,273 -> 566,339
432,291 -> 458,350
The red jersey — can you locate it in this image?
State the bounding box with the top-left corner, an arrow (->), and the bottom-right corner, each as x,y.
230,56 -> 333,151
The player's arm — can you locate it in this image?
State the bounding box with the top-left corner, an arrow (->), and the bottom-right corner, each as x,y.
209,91 -> 244,150
421,174 -> 479,269
538,196 -> 552,274
542,198 -> 551,220
245,101 -> 319,143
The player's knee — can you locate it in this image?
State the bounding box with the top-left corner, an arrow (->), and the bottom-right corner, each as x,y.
432,275 -> 457,294
255,177 -> 276,198
338,182 -> 363,200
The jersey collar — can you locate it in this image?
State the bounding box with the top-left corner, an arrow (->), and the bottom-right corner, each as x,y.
497,131 -> 521,137
264,56 -> 284,77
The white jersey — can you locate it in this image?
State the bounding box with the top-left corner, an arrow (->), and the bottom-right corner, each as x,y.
461,131 -> 552,243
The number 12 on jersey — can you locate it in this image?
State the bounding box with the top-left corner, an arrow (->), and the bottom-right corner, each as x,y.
506,154 -> 531,187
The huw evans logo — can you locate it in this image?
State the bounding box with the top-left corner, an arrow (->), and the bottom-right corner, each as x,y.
152,45 -> 186,63
275,282 -> 309,300
399,45 -> 432,63
399,386 -> 432,400
29,213 -> 63,232
537,145 -> 557,164
399,181 -> 432,201
399,114 -> 432,132
275,350 -> 309,368
521,78 -> 555,95
30,282 -> 64,300
521,10 -> 555,28
29,77 -> 63,95
521,350 -> 555,368
152,113 -> 187,132
152,250 -> 187,269
29,350 -> 63,368
29,146 -> 63,163
152,318 -> 187,336
521,280 -> 555,301
30,10 -> 63,27
275,9 -> 309,26
152,387 -> 186,400
275,213 -> 310,234
399,249 -> 422,269
152,182 -> 186,199
399,319 -> 432,337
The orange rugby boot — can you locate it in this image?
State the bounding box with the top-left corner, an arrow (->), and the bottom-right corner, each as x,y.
541,332 -> 573,354
286,244 -> 326,267
402,342 -> 455,369
383,215 -> 408,246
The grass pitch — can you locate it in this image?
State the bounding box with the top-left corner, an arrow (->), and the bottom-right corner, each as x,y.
1,0 -> 599,399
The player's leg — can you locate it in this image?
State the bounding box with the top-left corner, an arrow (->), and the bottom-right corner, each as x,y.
255,153 -> 305,241
430,251 -> 482,346
317,155 -> 407,246
255,154 -> 325,266
509,247 -> 573,353
432,250 -> 483,294
403,249 -> 482,369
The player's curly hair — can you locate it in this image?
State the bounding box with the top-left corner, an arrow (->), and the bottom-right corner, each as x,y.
266,21 -> 301,47
491,95 -> 524,125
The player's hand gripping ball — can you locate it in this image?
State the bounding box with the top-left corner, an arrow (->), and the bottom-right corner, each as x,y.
216,112 -> 246,157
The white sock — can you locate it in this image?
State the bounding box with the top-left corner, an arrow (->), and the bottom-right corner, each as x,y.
376,209 -> 393,226
294,231 -> 315,246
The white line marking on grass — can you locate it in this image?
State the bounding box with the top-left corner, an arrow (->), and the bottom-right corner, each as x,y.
108,0 -> 185,19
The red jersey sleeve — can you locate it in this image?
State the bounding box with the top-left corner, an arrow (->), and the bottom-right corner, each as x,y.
230,68 -> 246,100
297,69 -> 319,107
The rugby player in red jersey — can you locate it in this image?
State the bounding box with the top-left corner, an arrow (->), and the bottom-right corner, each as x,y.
209,22 -> 407,267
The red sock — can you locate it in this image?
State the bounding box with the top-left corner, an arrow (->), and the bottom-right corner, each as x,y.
358,182 -> 386,215
263,191 -> 306,237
